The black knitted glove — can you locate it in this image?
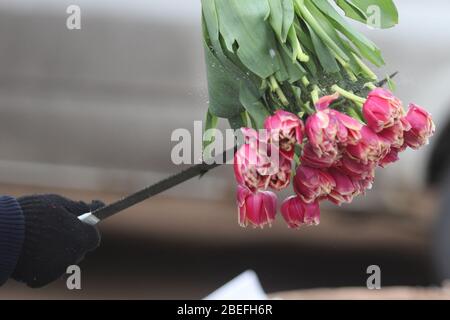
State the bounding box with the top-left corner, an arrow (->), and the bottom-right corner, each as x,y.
12,194 -> 103,288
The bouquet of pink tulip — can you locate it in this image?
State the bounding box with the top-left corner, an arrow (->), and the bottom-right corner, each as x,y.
234,88 -> 435,228
199,0 -> 436,229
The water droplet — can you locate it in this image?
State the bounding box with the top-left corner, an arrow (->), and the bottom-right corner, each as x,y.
269,49 -> 276,58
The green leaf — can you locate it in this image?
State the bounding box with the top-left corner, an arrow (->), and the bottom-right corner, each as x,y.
239,83 -> 270,129
203,38 -> 243,119
336,0 -> 368,21
294,20 -> 319,75
214,0 -> 282,79
203,109 -> 219,150
272,36 -> 307,84
335,0 -> 399,29
202,2 -> 250,79
297,0 -> 350,62
201,0 -> 220,43
268,0 -> 295,42
311,0 -> 385,67
202,9 -> 264,122
306,23 -> 340,74
228,113 -> 247,130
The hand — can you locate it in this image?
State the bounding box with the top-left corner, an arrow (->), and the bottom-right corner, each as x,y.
11,194 -> 103,288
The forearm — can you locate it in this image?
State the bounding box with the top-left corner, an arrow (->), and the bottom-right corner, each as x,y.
0,196 -> 25,286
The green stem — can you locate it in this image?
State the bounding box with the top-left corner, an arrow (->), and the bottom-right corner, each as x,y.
301,101 -> 315,115
335,54 -> 357,82
334,53 -> 349,69
344,69 -> 357,82
352,53 -> 378,81
346,105 -> 365,123
295,0 -> 348,62
301,76 -> 310,87
331,85 -> 366,106
364,82 -> 377,90
288,26 -> 309,63
260,79 -> 269,91
311,85 -> 320,105
290,85 -> 304,113
269,76 -> 289,106
293,153 -> 301,167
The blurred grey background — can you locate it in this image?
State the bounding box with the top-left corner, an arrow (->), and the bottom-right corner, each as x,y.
0,0 -> 450,299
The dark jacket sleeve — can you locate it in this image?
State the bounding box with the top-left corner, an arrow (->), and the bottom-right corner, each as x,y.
0,196 -> 25,286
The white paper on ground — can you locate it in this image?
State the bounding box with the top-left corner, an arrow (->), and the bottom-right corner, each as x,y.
204,270 -> 268,300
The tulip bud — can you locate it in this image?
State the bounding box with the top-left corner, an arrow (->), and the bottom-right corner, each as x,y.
315,93 -> 362,145
294,166 -> 336,203
301,143 -> 337,168
269,155 -> 292,191
234,144 -> 272,192
355,174 -> 375,193
327,168 -> 361,205
404,104 -> 435,150
338,154 -> 376,180
281,196 -> 320,228
328,109 -> 363,146
378,118 -> 410,149
379,147 -> 402,168
346,126 -> 390,165
264,110 -> 304,160
363,88 -> 404,133
305,110 -> 340,162
315,93 -> 340,111
237,185 -> 277,228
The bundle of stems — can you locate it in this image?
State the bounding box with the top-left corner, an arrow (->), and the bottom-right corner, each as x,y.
202,0 -> 398,132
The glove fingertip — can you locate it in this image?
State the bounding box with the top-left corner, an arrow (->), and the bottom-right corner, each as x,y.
82,224 -> 101,252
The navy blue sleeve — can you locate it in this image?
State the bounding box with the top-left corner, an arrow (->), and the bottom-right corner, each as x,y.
0,196 -> 25,286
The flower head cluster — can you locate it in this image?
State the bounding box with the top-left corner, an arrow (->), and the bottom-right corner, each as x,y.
234,111 -> 304,228
234,89 -> 435,229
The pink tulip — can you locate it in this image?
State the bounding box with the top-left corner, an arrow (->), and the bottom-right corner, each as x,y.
305,110 -> 340,163
327,168 -> 360,205
378,147 -> 403,168
234,143 -> 272,192
338,154 -> 376,180
303,199 -> 321,226
293,166 -> 336,203
354,174 -> 375,193
269,155 -> 292,191
317,95 -> 363,145
404,104 -> 435,150
237,185 -> 277,228
315,93 -> 340,111
281,196 -> 320,228
240,127 -> 260,144
305,105 -> 363,168
264,110 -> 304,160
363,88 -> 404,133
328,110 -> 363,146
378,118 -> 411,149
301,143 -> 338,168
346,126 -> 390,165
239,128 -> 276,158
